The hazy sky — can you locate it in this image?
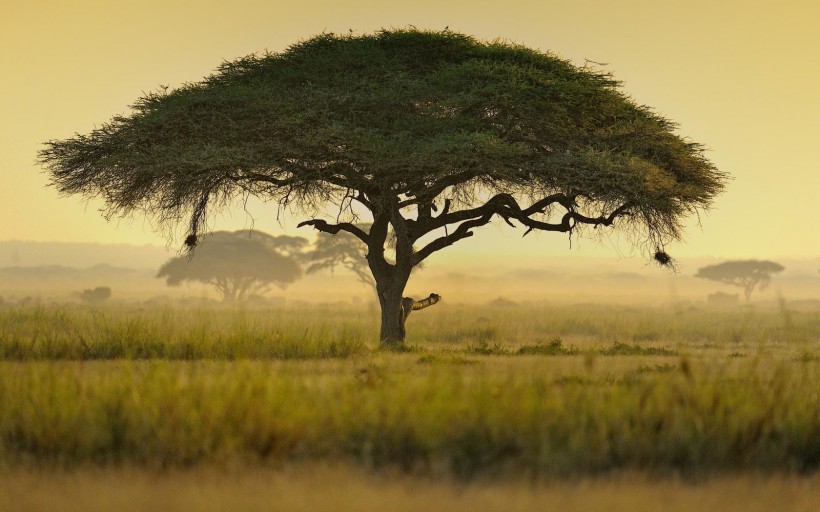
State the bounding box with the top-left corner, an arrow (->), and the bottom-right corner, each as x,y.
2,0 -> 819,262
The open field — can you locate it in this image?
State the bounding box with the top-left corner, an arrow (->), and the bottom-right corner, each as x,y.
2,466 -> 819,512
1,301 -> 818,508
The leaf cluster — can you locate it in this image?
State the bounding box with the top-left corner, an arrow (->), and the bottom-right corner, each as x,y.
40,29 -> 726,254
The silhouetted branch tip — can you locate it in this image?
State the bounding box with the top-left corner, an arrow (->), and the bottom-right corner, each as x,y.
184,234 -> 198,249
653,250 -> 678,271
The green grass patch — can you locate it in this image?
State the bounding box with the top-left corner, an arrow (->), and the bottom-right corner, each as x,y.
633,363 -> 677,374
517,338 -> 579,356
599,342 -> 678,356
0,305 -> 369,360
796,352 -> 818,362
416,354 -> 481,365
1,358 -> 819,476
465,341 -> 512,356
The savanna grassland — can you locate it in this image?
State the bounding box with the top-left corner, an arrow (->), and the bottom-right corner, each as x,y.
1,300 -> 819,511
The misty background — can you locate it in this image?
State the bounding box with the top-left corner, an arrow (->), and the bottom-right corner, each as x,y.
2,239 -> 818,307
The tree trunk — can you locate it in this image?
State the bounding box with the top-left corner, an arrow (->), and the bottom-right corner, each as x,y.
377,277 -> 409,348
379,293 -> 405,347
366,212 -> 414,349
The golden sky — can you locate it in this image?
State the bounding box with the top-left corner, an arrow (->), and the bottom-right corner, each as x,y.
2,0 -> 819,261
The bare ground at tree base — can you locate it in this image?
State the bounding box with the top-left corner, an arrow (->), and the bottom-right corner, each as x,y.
2,465 -> 818,512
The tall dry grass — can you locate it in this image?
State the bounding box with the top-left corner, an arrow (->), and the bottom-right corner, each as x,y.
0,301 -> 817,477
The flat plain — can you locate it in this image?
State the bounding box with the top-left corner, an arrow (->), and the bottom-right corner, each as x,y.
0,300 -> 818,510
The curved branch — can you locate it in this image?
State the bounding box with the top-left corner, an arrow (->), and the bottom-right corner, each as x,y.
413,199 -> 633,264
297,219 -> 368,243
518,202 -> 633,236
414,213 -> 494,265
412,193 -> 573,240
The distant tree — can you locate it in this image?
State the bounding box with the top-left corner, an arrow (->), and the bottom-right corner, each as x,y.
156,231 -> 304,301
260,234 -> 310,257
301,223 -> 426,294
40,30 -> 726,346
302,228 -> 375,291
695,260 -> 784,302
79,286 -> 112,304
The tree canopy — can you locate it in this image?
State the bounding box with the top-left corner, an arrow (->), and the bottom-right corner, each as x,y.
40,29 -> 726,344
695,260 -> 784,302
156,230 -> 303,301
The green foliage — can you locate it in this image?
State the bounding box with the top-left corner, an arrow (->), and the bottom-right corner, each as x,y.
38,28 -> 728,344
40,29 -> 725,258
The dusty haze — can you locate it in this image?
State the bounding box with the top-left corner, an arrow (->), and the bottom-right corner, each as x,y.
1,241 -> 817,307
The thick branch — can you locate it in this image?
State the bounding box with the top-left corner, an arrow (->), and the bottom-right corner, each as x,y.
412,193 -> 572,240
517,202 -> 633,236
413,198 -> 632,264
388,199 -> 415,270
366,212 -> 392,278
297,219 -> 368,243
229,166 -> 368,205
414,213 -> 495,265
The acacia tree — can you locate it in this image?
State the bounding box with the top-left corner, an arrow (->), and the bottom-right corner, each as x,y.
40,30 -> 726,346
157,230 -> 303,301
695,260 -> 784,303
260,234 -> 309,257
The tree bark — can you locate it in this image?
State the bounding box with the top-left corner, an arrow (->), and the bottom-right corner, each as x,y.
375,270 -> 410,348
378,290 -> 405,346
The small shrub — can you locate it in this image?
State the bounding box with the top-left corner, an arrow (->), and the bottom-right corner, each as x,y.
416,354 -> 481,365
796,352 -> 818,362
466,340 -> 511,356
633,363 -> 677,374
517,337 -> 579,356
599,341 -> 678,356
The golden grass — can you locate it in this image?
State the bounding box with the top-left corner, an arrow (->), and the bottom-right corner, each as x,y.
0,302 -> 817,478
2,465 -> 819,512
